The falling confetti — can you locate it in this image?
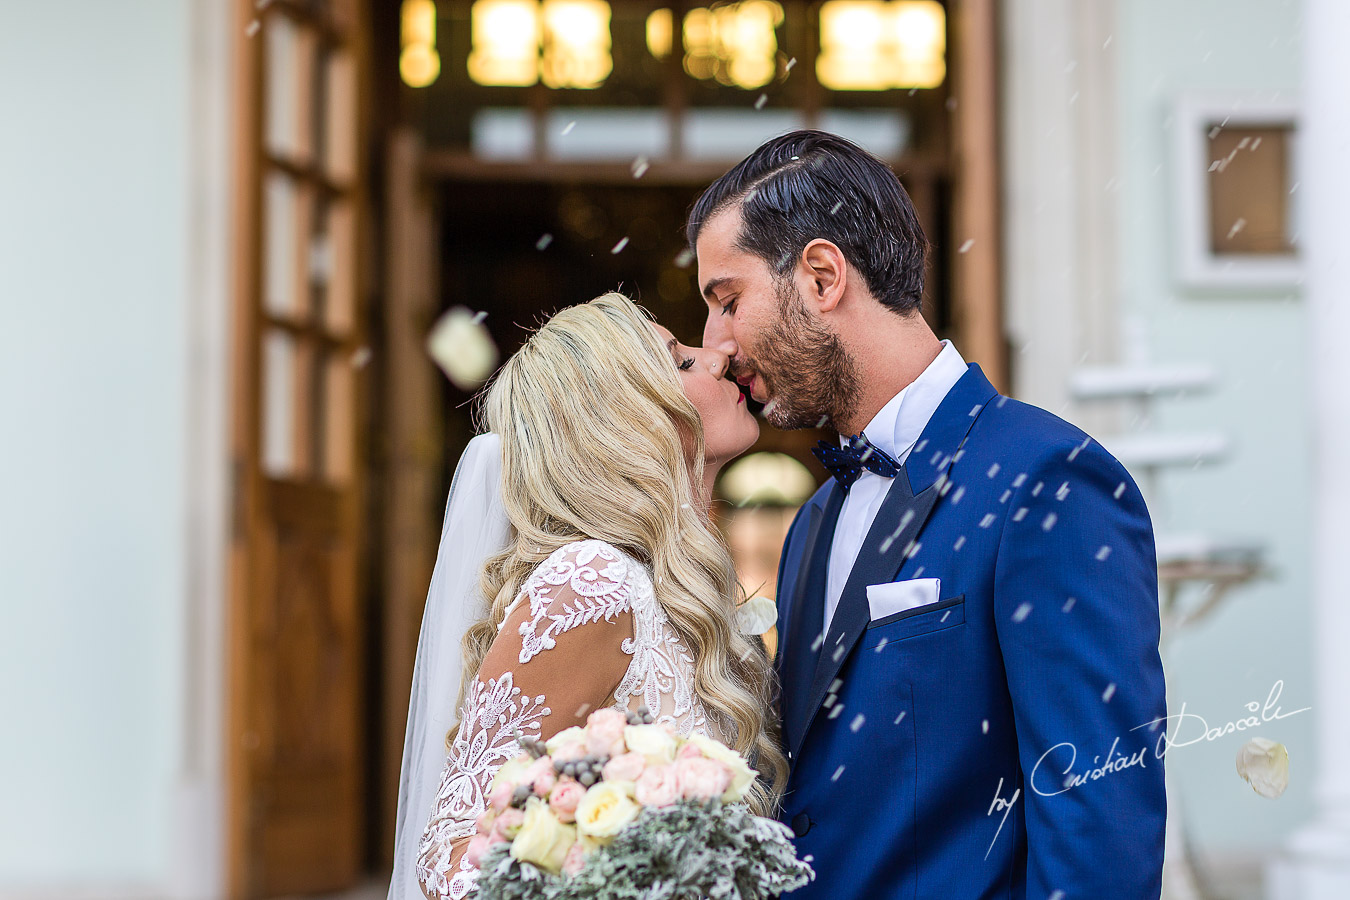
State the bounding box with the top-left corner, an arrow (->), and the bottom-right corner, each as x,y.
979,514 -> 996,528
1096,545 -> 1112,561
1063,597 -> 1077,612
736,596 -> 778,636
874,637 -> 888,652
850,714 -> 866,733
575,703 -> 591,717
1011,602 -> 1032,623
1102,683 -> 1116,703
981,719 -> 989,734
754,93 -> 768,109
953,535 -> 966,551
1042,512 -> 1058,531
246,19 -> 260,36
536,233 -> 553,251
1012,507 -> 1028,522
427,306 -> 499,390
1114,482 -> 1127,499
829,201 -> 844,215
894,711 -> 906,724
1055,482 -> 1070,501
959,239 -> 976,253
611,236 -> 630,254
1236,738 -> 1290,798
987,463 -> 1001,478
831,765 -> 846,782
785,57 -> 797,73
349,346 -> 372,368
828,704 -> 844,720
561,120 -> 576,135
631,156 -> 650,179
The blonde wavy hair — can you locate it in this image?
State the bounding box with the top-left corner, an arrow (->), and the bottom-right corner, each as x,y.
456,292 -> 787,812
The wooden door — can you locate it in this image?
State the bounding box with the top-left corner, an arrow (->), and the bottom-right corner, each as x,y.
228,0 -> 370,895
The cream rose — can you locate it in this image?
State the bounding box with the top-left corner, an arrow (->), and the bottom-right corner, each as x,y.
546,726 -> 586,754
683,733 -> 758,802
574,781 -> 641,838
491,757 -> 531,796
509,797 -> 577,874
1236,737 -> 1290,799
624,724 -> 677,765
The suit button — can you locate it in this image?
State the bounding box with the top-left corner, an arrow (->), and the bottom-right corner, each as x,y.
791,812 -> 811,838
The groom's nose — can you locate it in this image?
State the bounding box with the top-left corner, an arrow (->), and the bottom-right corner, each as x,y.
702,309 -> 738,360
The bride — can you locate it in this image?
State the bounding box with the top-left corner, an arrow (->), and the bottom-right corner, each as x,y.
390,292 -> 789,899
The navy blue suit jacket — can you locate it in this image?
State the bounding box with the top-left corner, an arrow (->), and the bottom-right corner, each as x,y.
775,364 -> 1166,900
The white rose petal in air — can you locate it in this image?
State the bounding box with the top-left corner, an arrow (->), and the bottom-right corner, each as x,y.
1236,737 -> 1290,799
427,306 -> 498,390
736,596 -> 778,636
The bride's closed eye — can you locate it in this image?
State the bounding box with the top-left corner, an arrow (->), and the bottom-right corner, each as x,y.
677,356 -> 695,371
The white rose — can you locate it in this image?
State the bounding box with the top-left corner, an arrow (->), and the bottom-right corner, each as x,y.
684,733 -> 758,802
546,726 -> 587,755
1236,737 -> 1290,799
426,306 -> 498,390
509,797 -> 577,874
624,724 -> 677,765
735,596 -> 778,636
574,781 -> 641,838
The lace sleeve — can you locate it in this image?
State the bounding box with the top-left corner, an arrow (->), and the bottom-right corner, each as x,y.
416,540 -> 639,899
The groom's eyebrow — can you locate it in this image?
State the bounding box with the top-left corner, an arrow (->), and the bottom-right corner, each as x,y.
701,276 -> 736,302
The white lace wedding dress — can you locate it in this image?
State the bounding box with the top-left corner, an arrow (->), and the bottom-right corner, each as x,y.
416,539 -> 732,899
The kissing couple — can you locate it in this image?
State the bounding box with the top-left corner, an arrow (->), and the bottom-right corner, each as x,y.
391,131 -> 1168,900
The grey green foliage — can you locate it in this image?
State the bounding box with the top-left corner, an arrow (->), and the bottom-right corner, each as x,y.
476,801 -> 814,900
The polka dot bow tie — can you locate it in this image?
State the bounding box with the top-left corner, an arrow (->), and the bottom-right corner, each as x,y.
812,433 -> 901,491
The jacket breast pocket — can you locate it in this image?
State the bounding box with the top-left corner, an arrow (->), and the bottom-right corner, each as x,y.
865,594 -> 965,641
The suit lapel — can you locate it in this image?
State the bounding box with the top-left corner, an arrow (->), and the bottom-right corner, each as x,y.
781,484 -> 843,756
787,364 -> 1000,760
793,469 -> 941,759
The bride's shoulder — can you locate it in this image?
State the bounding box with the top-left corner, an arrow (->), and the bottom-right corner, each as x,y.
516,539 -> 652,611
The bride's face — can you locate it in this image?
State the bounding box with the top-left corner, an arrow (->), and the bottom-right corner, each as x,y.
653,324 -> 759,467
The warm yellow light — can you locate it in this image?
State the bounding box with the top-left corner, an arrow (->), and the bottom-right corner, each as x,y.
647,8 -> 673,59
400,44 -> 442,87
400,0 -> 440,87
679,1 -> 782,90
541,0 -> 612,88
468,0 -> 541,86
817,0 -> 945,91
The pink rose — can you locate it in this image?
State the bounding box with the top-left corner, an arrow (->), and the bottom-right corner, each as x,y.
475,810 -> 496,834
586,708 -> 629,758
548,778 -> 587,823
522,756 -> 557,797
465,834 -> 492,867
634,764 -> 681,807
488,779 -> 514,812
602,751 -> 647,784
551,741 -> 587,763
562,840 -> 589,877
675,757 -> 732,801
492,807 -> 525,841
676,741 -> 704,761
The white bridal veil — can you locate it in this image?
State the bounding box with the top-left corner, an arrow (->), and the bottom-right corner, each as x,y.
389,433 -> 511,900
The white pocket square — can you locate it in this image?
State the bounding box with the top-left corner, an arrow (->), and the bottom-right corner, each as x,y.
866,578 -> 942,621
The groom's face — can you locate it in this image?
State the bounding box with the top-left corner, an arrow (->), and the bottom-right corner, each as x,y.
696,208 -> 859,432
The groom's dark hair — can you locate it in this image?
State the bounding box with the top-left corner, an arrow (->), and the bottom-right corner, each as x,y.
686,130 -> 928,315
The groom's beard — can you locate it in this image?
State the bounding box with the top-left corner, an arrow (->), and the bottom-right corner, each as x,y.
743,279 -> 860,433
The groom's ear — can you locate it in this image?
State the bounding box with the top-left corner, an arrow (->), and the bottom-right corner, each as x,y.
798,239 -> 848,314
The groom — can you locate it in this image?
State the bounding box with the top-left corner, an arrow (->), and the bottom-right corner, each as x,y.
689,131 -> 1167,899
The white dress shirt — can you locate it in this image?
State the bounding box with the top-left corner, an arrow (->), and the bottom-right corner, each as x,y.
822,340 -> 968,633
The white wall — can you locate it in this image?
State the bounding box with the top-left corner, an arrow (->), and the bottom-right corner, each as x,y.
1114,0 -> 1310,858
0,2 -> 229,894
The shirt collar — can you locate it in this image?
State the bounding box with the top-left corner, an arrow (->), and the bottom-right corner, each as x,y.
842,340 -> 968,461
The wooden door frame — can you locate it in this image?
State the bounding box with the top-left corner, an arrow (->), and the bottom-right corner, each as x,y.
226,0 -> 374,894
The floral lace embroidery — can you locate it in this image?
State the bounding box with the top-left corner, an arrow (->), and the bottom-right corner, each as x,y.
416,540 -> 727,900
415,672 -> 547,898
517,542 -> 636,664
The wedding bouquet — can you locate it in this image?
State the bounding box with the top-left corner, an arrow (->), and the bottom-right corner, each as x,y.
466,707 -> 813,900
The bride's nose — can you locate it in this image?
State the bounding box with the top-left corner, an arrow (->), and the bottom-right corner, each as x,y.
705,347 -> 730,379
